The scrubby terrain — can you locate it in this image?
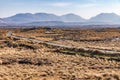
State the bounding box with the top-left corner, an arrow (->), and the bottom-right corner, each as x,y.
0,27 -> 120,80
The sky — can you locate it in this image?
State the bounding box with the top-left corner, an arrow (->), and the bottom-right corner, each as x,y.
0,0 -> 120,19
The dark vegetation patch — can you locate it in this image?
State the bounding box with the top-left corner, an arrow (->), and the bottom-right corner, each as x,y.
84,73 -> 120,80
54,48 -> 120,62
3,40 -> 38,50
18,58 -> 52,65
0,57 -> 53,66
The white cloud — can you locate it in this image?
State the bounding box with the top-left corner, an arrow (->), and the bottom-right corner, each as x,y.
51,2 -> 72,7
75,3 -> 97,8
81,3 -> 96,7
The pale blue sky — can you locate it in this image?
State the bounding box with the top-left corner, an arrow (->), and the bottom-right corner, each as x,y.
0,0 -> 120,19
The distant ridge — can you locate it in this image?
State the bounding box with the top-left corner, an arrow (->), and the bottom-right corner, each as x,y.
1,12 -> 120,26
89,13 -> 120,24
61,13 -> 86,22
3,13 -> 85,23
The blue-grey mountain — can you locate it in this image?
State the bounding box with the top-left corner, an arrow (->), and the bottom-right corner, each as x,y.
1,12 -> 120,26
89,13 -> 120,24
3,13 -> 85,23
61,13 -> 86,22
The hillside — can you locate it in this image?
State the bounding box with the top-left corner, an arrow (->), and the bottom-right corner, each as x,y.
89,13 -> 120,23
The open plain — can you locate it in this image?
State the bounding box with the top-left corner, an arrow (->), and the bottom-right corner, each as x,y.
0,27 -> 120,80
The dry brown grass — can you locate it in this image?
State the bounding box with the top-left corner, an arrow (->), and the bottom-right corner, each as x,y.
0,27 -> 120,80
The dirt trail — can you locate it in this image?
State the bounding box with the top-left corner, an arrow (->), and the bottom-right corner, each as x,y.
7,32 -> 120,55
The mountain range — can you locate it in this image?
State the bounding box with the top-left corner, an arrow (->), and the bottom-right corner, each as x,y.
1,12 -> 120,27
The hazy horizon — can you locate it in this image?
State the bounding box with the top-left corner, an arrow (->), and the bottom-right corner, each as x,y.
0,0 -> 120,19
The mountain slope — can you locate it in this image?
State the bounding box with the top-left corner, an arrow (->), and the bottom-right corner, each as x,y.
0,18 -> 5,23
3,13 -> 35,23
3,13 -> 60,23
3,13 -> 86,23
89,13 -> 120,23
1,12 -> 120,26
34,13 -> 60,21
61,13 -> 86,22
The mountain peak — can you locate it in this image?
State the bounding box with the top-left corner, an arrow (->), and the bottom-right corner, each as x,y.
61,13 -> 86,22
14,13 -> 33,16
62,13 -> 80,17
89,13 -> 120,23
35,13 -> 50,15
34,13 -> 58,17
98,13 -> 118,16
